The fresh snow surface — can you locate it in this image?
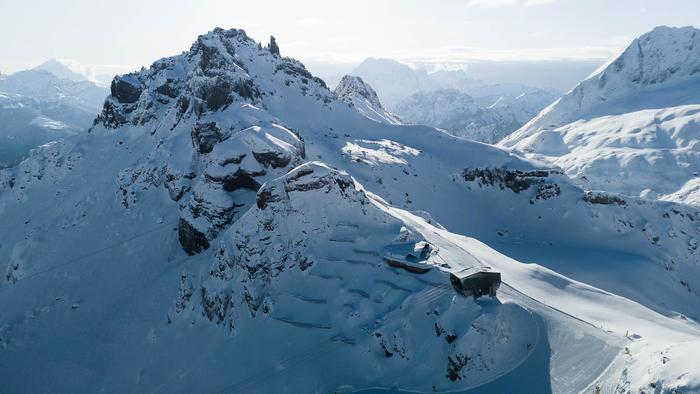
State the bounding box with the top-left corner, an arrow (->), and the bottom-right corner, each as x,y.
503,26 -> 700,140
1,27 -> 700,393
501,26 -> 700,205
333,75 -> 402,125
508,105 -> 700,201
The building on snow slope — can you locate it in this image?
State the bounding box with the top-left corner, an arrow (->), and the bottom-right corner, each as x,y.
0,27 -> 699,393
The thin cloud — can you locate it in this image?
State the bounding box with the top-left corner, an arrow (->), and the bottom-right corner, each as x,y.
466,0 -> 557,7
282,41 -> 311,48
296,43 -> 616,66
296,17 -> 328,26
524,0 -> 558,5
326,37 -> 355,44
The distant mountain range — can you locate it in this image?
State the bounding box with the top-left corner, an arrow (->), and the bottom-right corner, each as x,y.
348,58 -> 562,143
0,60 -> 108,166
395,88 -> 559,143
502,26 -> 700,206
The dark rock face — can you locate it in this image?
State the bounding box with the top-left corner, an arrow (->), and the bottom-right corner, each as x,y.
155,79 -> 180,98
463,167 -> 563,201
110,76 -> 143,104
95,101 -> 127,129
256,186 -> 283,209
255,165 -> 357,210
276,63 -> 313,80
164,170 -> 195,202
198,42 -> 231,74
191,122 -> 222,154
231,79 -> 260,101
252,151 -> 291,168
534,183 -> 561,202
583,192 -> 627,206
178,217 -> 210,255
218,153 -> 245,166
201,76 -> 232,111
269,35 -> 280,56
201,286 -> 232,326
286,171 -> 351,194
217,169 -> 263,192
275,63 -> 328,90
463,168 -> 557,193
446,353 -> 471,381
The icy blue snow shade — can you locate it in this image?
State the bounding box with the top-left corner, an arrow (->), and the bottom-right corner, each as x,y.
2,25 -> 700,393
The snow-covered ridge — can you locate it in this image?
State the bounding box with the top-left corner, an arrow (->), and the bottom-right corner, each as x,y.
334,75 -> 383,111
333,75 -> 402,125
95,27 -> 331,131
503,25 -> 700,144
0,68 -> 107,114
508,105 -> 700,199
2,26 -> 700,393
500,26 -> 700,205
89,27 -> 333,255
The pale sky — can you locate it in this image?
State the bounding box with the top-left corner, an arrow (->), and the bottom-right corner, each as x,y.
1,0 -> 699,76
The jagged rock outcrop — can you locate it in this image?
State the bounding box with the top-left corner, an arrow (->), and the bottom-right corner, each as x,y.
88,28 -> 325,255
201,162 -> 375,323
333,75 -> 402,125
94,28 -> 292,130
179,122 -> 305,253
462,167 -> 564,202
178,217 -> 210,255
269,36 -> 280,56
111,75 -> 143,104
191,122 -> 222,154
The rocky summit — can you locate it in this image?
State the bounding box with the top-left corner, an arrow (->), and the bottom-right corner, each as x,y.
2,25 -> 700,394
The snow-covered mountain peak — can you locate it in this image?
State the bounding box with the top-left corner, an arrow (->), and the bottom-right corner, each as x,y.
334,75 -> 382,109
87,27 -> 342,255
499,25 -> 700,206
594,25 -> 700,86
5,25 -> 700,394
333,75 -> 402,124
34,58 -> 90,83
350,58 -> 440,107
502,25 -> 700,145
96,27 -> 332,131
